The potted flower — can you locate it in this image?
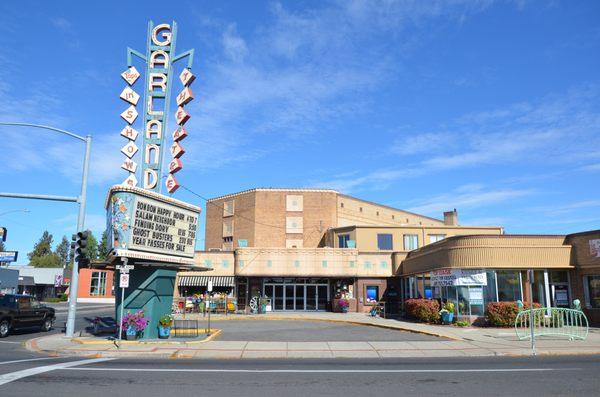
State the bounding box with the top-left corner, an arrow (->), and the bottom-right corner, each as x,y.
158,314 -> 173,339
121,310 -> 149,340
259,297 -> 270,313
338,298 -> 349,313
439,302 -> 455,325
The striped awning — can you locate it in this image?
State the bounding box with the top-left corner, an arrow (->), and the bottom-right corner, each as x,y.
178,276 -> 235,288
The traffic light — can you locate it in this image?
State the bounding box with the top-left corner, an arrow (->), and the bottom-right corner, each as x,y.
72,231 -> 89,264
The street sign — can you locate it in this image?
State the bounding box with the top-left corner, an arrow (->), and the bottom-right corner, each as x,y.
119,273 -> 130,288
116,264 -> 134,271
54,274 -> 63,287
0,251 -> 18,262
0,227 -> 6,242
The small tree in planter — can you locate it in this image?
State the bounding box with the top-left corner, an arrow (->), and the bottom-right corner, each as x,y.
121,311 -> 149,340
337,298 -> 349,313
158,314 -> 174,339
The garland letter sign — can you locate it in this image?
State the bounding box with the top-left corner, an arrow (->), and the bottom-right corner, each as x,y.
119,21 -> 195,194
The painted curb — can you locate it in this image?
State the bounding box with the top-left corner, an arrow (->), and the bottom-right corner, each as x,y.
71,329 -> 222,345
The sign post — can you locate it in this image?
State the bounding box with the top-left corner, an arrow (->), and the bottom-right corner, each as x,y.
116,258 -> 132,345
207,280 -> 213,336
527,269 -> 536,355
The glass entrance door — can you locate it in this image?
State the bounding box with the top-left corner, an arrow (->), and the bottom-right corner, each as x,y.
264,279 -> 328,311
306,286 -> 316,310
285,285 -> 295,310
295,285 -> 305,310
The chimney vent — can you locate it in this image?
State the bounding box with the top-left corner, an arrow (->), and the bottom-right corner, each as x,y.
444,209 -> 458,226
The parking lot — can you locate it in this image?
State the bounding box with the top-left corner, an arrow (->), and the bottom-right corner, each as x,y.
202,319 -> 444,342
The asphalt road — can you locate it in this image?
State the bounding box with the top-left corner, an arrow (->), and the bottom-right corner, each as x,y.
1,356 -> 599,396
0,303 -> 113,363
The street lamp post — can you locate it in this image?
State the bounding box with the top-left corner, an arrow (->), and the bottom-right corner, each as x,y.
0,122 -> 92,337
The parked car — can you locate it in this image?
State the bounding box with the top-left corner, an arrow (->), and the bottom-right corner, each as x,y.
0,294 -> 56,337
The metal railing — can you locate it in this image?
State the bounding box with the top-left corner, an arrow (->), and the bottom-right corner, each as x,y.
515,307 -> 589,341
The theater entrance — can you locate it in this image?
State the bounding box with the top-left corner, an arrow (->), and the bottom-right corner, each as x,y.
263,278 -> 329,311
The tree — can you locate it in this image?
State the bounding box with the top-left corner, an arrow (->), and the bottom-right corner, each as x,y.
0,241 -> 5,251
28,231 -> 54,261
98,230 -> 109,260
30,254 -> 61,268
84,230 -> 99,262
55,235 -> 70,268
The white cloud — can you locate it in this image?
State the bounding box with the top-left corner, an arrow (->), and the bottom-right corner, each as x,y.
316,83 -> 600,193
406,184 -> 533,215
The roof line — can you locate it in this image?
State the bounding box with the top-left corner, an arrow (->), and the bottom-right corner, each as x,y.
207,188 -> 339,202
337,193 -> 443,223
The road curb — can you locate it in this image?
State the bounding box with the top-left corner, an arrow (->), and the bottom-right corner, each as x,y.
71,329 -> 222,345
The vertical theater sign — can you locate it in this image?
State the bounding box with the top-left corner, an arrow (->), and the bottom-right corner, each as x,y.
107,22 -> 202,339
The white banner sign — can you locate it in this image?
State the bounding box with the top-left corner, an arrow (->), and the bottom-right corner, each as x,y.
128,195 -> 198,258
431,269 -> 488,287
589,239 -> 600,258
120,273 -> 130,288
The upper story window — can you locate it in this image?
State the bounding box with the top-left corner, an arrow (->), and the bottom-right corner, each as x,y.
223,200 -> 234,217
403,234 -> 419,251
223,218 -> 234,237
429,234 -> 446,244
340,202 -> 344,208
286,216 -> 303,234
338,234 -> 351,248
377,234 -> 393,250
286,195 -> 303,212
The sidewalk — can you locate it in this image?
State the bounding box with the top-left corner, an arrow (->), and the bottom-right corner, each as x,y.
25,312 -> 600,359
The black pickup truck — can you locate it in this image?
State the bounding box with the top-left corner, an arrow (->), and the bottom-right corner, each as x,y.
0,294 -> 56,337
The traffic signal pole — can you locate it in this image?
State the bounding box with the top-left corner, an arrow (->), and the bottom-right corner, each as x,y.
66,135 -> 91,337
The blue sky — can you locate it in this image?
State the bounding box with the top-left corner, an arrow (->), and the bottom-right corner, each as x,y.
0,0 -> 599,264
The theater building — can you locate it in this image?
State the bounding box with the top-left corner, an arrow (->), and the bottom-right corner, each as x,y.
175,188 -> 503,313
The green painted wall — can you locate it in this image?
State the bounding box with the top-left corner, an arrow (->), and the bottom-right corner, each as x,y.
116,268 -> 176,339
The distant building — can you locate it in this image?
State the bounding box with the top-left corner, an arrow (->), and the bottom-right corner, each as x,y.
0,268 -> 19,294
6,266 -> 67,300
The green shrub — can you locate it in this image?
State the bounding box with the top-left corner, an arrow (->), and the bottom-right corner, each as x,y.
405,299 -> 440,323
455,320 -> 469,327
486,301 -> 541,327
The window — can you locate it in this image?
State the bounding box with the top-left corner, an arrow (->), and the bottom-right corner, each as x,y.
586,276 -> 600,308
496,270 -> 522,302
338,234 -> 350,248
366,286 -> 379,303
17,297 -> 31,310
359,207 -> 363,212
403,234 -> 419,250
90,272 -> 107,296
340,202 -> 344,208
223,200 -> 234,217
223,219 -> 233,237
286,217 -> 303,233
377,234 -> 393,250
286,195 -> 303,212
429,234 -> 446,243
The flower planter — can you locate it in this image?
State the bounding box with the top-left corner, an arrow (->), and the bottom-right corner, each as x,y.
441,311 -> 454,324
158,326 -> 171,339
341,306 -> 348,313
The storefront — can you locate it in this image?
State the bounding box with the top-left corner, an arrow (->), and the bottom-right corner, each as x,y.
398,235 -> 574,322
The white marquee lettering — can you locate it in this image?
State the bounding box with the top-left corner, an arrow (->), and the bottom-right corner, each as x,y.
151,24 -> 172,46
143,169 -> 158,189
148,73 -> 167,92
150,50 -> 170,69
147,96 -> 164,117
146,120 -> 162,139
145,144 -> 160,164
